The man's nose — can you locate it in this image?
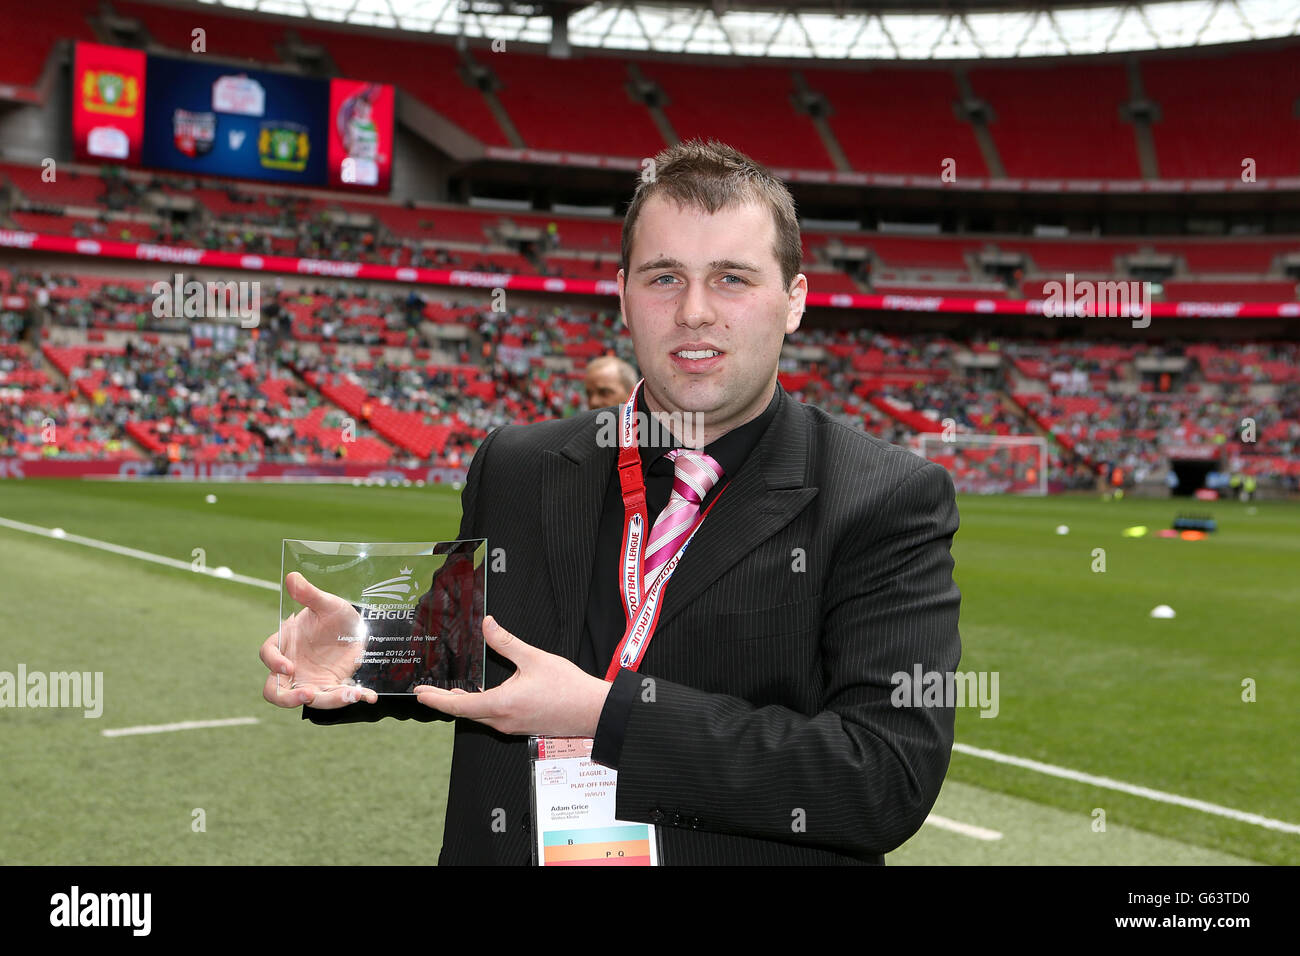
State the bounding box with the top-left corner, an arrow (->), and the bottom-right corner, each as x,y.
677,279 -> 714,327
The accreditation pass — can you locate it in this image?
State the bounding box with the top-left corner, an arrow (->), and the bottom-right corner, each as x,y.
528,735 -> 660,866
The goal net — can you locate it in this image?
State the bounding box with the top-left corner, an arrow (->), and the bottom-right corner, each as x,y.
913,433 -> 1048,496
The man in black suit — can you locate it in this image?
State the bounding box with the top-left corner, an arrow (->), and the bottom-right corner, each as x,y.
261,138 -> 961,864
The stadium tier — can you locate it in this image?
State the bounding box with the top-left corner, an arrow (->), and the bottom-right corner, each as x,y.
3,3 -> 1297,181
1141,46 -> 1300,179
635,61 -> 833,171
114,0 -> 285,64
5,163 -> 1300,302
291,25 -> 510,147
0,0 -> 98,87
805,67 -> 987,177
965,62 -> 1142,180
486,53 -> 667,160
3,270 -> 1296,491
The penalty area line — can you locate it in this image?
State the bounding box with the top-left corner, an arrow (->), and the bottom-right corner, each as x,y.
923,814 -> 1003,841
0,515 -> 277,591
954,742 -> 1300,835
102,717 -> 261,737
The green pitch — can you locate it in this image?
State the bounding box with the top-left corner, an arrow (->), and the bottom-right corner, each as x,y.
0,480 -> 1295,864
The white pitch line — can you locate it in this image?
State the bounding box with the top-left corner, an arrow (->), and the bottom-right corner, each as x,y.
953,742 -> 1300,835
6,513 -> 1297,835
102,717 -> 260,737
0,515 -> 277,591
924,813 -> 1003,841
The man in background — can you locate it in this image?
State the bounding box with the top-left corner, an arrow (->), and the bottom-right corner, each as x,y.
584,355 -> 637,410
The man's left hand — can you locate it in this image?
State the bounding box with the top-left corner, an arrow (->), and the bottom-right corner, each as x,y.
414,616 -> 612,737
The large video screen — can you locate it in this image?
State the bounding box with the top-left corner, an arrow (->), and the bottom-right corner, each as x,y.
72,42 -> 393,193
72,43 -> 148,166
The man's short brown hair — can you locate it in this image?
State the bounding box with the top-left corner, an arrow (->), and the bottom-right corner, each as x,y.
621,138 -> 802,292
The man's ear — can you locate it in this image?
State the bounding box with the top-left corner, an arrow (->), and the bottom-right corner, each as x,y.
617,268 -> 629,330
785,273 -> 807,335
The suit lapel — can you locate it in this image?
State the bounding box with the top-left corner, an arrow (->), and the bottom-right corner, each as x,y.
652,388 -> 818,634
540,416 -> 615,661
538,389 -> 818,660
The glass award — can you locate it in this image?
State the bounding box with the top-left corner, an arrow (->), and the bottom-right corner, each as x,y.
278,539 -> 486,695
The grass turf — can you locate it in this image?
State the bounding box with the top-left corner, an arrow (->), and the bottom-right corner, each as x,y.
0,479 -> 1295,864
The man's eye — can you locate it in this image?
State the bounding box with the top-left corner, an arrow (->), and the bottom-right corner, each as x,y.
650,274 -> 745,285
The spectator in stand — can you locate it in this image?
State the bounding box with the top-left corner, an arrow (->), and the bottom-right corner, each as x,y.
583,355 -> 637,410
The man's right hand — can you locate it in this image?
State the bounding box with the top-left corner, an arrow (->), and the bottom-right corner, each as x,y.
260,571 -> 378,709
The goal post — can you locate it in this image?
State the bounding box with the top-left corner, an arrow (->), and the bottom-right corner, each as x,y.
912,433 -> 1049,496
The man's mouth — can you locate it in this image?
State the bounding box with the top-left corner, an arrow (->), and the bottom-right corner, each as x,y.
670,346 -> 724,373
673,349 -> 721,360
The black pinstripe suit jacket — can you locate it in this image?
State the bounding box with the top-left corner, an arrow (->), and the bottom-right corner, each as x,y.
311,384 -> 962,865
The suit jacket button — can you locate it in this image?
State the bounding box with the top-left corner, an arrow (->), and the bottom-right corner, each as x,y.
671,811 -> 683,827
650,809 -> 664,823
690,817 -> 700,830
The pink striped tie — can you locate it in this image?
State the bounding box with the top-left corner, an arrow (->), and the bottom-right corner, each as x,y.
642,448 -> 723,589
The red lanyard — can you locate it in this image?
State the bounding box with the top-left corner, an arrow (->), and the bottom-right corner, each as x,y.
604,381 -> 729,682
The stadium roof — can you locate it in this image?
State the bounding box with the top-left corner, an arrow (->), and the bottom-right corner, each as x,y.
212,0 -> 1300,58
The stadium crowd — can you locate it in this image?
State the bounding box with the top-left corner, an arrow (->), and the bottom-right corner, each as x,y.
2,264 -> 1296,493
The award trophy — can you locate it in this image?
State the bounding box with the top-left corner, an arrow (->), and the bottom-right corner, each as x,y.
278,539 -> 486,695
